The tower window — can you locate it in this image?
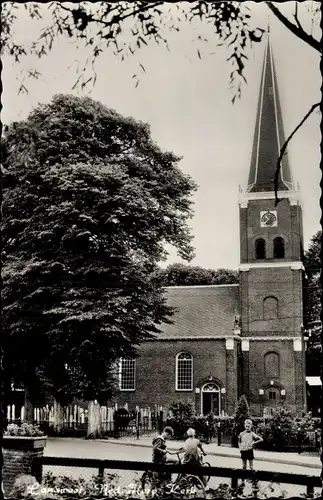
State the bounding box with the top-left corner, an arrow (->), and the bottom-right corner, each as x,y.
263,296 -> 278,320
255,238 -> 266,259
274,237 -> 285,258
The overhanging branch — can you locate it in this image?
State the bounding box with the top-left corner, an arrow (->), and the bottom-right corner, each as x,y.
293,2 -> 303,31
59,2 -> 164,30
274,102 -> 320,205
265,2 -> 321,53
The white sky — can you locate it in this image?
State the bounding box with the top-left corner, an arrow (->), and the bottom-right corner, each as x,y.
2,2 -> 321,270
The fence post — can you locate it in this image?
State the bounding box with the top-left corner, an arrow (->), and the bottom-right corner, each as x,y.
297,427 -> 301,455
113,411 -> 118,439
314,429 -> 318,449
31,456 -> 43,485
251,469 -> 258,493
136,408 -> 140,440
98,465 -> 104,486
158,410 -> 163,434
231,474 -> 238,490
217,422 -> 221,447
306,483 -> 314,499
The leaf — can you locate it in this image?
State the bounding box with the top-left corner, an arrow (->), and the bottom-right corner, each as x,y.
228,34 -> 238,47
138,35 -> 148,46
18,84 -> 28,95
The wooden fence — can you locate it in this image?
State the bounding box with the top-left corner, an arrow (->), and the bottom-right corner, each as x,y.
6,403 -> 163,437
34,456 -> 322,499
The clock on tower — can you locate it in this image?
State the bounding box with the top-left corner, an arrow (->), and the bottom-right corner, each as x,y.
260,210 -> 277,227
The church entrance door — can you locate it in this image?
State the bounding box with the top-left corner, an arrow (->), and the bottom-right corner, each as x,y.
263,387 -> 281,415
201,383 -> 220,416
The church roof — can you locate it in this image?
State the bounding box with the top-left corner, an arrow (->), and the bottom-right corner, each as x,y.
247,33 -> 294,193
157,284 -> 239,339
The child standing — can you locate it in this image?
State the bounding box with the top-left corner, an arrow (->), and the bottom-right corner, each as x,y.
238,419 -> 263,470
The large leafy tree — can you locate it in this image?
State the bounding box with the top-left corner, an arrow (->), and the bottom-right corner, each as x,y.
2,94 -> 197,410
304,230 -> 321,377
157,263 -> 238,286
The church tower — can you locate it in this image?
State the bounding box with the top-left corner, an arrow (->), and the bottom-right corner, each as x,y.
238,33 -> 306,415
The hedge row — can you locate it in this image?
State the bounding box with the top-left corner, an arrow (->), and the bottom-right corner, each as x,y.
164,400 -> 321,451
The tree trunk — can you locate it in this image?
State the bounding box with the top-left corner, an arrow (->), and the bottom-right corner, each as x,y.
87,401 -> 101,439
0,387 -> 6,498
53,400 -> 64,436
0,406 -> 4,498
24,384 -> 34,424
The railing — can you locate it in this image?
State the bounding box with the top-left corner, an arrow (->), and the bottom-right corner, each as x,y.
6,404 -> 163,439
34,456 -> 322,499
172,424 -> 320,454
214,425 -> 321,453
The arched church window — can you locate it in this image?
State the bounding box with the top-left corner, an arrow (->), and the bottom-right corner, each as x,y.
255,238 -> 266,259
263,296 -> 278,320
176,352 -> 193,391
264,352 -> 280,378
274,237 -> 285,258
119,358 -> 136,391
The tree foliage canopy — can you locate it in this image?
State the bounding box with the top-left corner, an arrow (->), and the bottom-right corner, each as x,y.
1,2 -> 321,97
1,94 -> 197,403
233,394 -> 251,436
304,230 -> 321,281
1,2 -> 266,99
157,263 -> 238,286
303,230 -> 321,376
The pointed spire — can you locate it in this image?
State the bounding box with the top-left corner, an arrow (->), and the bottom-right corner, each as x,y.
247,32 -> 293,193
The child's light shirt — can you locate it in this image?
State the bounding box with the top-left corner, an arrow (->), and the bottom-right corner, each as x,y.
183,437 -> 201,462
238,430 -> 261,451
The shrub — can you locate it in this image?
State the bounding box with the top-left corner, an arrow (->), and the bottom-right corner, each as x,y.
232,395 -> 250,445
4,423 -> 45,437
191,415 -> 209,438
9,474 -> 44,499
191,414 -> 218,440
165,400 -> 194,438
214,416 -> 235,436
293,412 -> 321,446
190,415 -> 235,443
42,471 -> 120,498
293,412 -> 321,432
255,406 -> 296,450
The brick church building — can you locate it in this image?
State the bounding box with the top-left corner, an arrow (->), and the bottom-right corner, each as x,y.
117,35 -> 307,417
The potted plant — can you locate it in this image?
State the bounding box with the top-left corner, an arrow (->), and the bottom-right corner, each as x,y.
4,422 -> 47,449
3,423 -> 47,496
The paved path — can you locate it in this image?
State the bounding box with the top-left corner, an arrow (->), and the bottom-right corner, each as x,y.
97,436 -> 322,470
45,437 -> 321,474
43,438 -> 322,499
